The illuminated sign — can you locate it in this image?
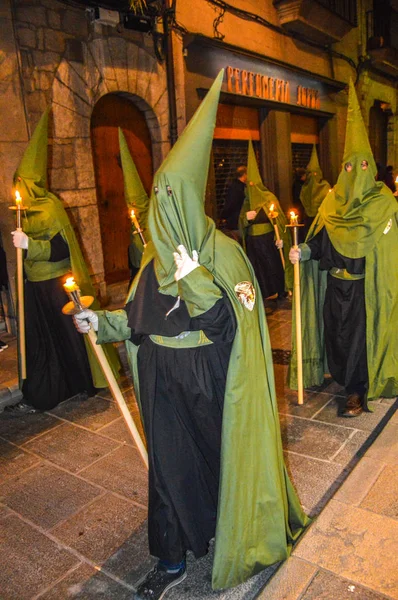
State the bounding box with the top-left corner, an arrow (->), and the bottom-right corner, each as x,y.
226,65 -> 320,109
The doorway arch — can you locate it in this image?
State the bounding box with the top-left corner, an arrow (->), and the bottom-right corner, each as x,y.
91,93 -> 154,284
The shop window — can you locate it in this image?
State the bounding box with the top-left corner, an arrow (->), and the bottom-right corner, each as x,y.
291,143 -> 313,171
213,140 -> 260,217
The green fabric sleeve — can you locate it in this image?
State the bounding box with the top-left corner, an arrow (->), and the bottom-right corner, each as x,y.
96,309 -> 131,344
299,243 -> 311,262
26,238 -> 51,262
177,265 -> 222,318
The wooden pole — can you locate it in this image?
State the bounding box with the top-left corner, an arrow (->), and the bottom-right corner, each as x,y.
292,227 -> 304,405
16,241 -> 26,379
86,326 -> 149,468
62,285 -> 148,469
10,198 -> 27,380
273,223 -> 286,270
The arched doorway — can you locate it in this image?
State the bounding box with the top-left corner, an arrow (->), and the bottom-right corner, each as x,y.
91,94 -> 153,284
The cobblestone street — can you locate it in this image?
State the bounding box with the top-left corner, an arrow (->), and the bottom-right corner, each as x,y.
0,299 -> 397,599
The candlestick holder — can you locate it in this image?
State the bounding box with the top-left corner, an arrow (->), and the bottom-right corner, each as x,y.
62,279 -> 94,316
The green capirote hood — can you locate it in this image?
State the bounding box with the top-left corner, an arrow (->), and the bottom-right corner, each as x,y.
300,144 -> 331,217
319,79 -> 396,258
147,70 -> 224,295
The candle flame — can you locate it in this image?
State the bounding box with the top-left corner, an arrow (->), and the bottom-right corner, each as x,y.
289,211 -> 296,219
329,188 -> 333,192
64,277 -> 79,292
270,203 -> 274,212
130,209 -> 135,218
15,191 -> 22,204
395,176 -> 398,183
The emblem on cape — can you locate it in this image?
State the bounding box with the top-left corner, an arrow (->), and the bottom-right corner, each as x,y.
383,218 -> 392,235
234,281 -> 256,311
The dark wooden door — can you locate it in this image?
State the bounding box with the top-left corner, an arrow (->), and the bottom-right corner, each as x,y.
91,94 -> 153,284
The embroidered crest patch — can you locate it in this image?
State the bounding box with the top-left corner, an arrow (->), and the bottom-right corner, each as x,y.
234,281 -> 256,311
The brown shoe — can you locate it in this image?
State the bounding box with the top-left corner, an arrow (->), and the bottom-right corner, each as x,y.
341,393 -> 363,418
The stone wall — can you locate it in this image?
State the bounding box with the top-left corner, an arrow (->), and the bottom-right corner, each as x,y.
1,0 -> 176,302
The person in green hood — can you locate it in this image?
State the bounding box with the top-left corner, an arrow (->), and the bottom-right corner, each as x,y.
118,128 -> 150,282
74,71 -> 309,599
9,109 -> 120,414
299,144 -> 331,239
289,80 -> 398,417
240,140 -> 293,299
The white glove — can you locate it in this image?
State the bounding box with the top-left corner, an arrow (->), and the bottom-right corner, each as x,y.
173,245 -> 199,281
73,309 -> 98,334
289,247 -> 301,264
275,239 -> 283,250
246,210 -> 257,221
12,231 -> 29,249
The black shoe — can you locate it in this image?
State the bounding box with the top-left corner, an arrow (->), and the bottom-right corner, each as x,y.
341,393 -> 364,418
3,402 -> 38,417
0,340 -> 8,352
133,564 -> 187,600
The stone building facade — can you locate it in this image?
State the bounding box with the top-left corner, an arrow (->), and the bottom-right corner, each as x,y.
0,0 -> 397,327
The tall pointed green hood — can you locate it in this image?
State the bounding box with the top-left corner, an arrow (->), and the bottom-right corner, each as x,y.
14,109 -> 50,204
118,128 -> 149,215
300,144 -> 330,217
319,79 -> 395,258
119,128 -> 150,265
148,70 -> 224,294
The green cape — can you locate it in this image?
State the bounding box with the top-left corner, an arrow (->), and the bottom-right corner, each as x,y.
240,140 -> 294,290
288,81 -> 398,400
98,72 -> 309,588
300,145 -> 331,217
14,109 -> 120,387
118,128 -> 150,269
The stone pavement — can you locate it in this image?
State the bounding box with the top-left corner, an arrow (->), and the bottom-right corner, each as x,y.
0,299 -> 396,599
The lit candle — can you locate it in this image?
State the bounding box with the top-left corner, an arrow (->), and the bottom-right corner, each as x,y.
395,176 -> 398,192
130,208 -> 147,247
64,277 -> 79,293
130,209 -> 141,232
289,211 -> 298,226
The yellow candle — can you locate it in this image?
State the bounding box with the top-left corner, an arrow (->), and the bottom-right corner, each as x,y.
130,209 -> 141,231
289,210 -> 298,226
64,277 -> 79,293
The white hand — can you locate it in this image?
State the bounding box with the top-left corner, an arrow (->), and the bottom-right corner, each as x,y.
173,245 -> 199,281
12,231 -> 29,249
73,309 -> 98,334
289,247 -> 301,264
275,239 -> 283,250
246,210 -> 257,221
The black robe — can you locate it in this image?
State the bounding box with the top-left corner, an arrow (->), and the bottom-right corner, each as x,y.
246,208 -> 285,298
306,228 -> 368,397
23,234 -> 96,410
125,261 -> 236,563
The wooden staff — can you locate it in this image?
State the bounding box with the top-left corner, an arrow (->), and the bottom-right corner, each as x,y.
62,278 -> 148,469
286,212 -> 304,405
9,191 -> 27,379
268,204 -> 285,270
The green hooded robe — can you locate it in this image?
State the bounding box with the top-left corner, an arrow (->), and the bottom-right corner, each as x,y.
95,71 -> 309,589
118,128 -> 150,270
300,145 -> 331,218
13,109 -> 120,387
240,140 -> 294,291
288,80 -> 398,401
